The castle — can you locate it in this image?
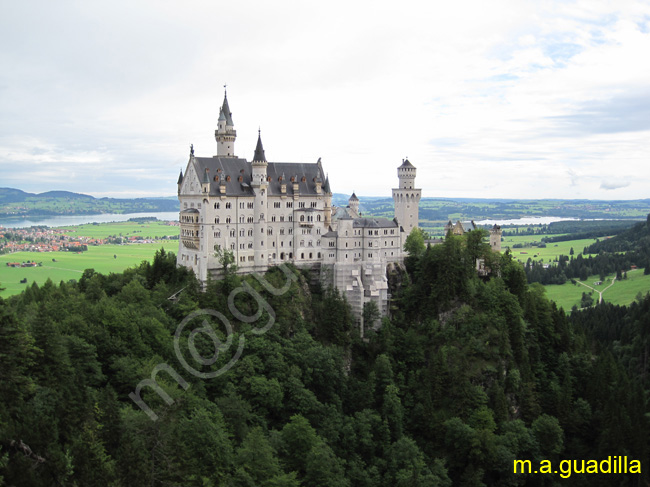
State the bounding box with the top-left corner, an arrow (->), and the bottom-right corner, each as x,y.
176,91 -> 421,322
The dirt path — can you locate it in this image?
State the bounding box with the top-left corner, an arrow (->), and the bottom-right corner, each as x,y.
576,277 -> 616,304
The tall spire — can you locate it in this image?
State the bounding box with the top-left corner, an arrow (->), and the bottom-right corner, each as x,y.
220,88 -> 234,126
253,129 -> 267,163
215,86 -> 236,157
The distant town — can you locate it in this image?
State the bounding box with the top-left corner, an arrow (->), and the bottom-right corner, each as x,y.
0,221 -> 178,255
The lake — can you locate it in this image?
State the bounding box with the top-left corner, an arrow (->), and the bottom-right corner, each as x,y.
0,211 -> 179,229
474,217 -> 581,226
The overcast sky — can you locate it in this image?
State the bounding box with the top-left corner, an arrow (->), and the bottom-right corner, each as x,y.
1,0 -> 649,200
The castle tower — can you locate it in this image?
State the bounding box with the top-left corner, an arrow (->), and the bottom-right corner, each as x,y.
323,175 -> 332,226
392,158 -> 421,236
251,130 -> 268,268
215,89 -> 237,157
348,192 -> 359,216
490,224 -> 502,252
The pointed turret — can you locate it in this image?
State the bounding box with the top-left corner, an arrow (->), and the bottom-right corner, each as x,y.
177,169 -> 183,194
253,130 -> 267,163
251,129 -> 268,187
220,91 -> 234,126
324,175 -> 331,194
215,88 -> 237,157
348,192 -> 359,216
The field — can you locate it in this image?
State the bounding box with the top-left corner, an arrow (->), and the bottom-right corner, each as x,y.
1,241 -> 175,298
58,220 -> 179,239
501,235 -> 604,263
544,270 -> 650,311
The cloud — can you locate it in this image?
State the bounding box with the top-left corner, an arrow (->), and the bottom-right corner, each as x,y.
600,180 -> 631,190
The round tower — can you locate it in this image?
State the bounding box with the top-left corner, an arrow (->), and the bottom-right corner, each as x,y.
215,89 -> 237,157
392,158 -> 421,236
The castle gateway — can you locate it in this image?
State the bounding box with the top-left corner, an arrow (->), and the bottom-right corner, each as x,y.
177,91 -> 421,321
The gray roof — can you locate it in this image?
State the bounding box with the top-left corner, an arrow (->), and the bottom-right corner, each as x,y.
400,158 -> 415,168
253,132 -> 267,163
461,221 -> 477,232
191,156 -> 326,197
352,217 -> 399,229
220,93 -> 234,126
349,192 -> 358,201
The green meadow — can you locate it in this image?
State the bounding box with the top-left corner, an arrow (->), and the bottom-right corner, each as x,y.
501,235 -> 603,263
59,220 -> 179,239
543,269 -> 650,311
0,242 -> 175,297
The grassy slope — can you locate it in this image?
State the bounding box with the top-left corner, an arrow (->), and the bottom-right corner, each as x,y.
501,235 -> 603,263
0,242 -> 176,297
58,221 -> 179,239
544,270 -> 650,311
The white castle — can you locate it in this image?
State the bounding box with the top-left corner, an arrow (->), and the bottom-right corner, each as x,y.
177,91 -> 421,322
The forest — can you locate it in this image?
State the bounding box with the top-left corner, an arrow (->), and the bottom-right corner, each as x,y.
0,232 -> 648,486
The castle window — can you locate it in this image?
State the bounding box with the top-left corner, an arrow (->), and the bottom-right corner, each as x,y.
231,243 -> 235,250
271,216 -> 276,222
309,252 -> 312,258
240,216 -> 244,223
280,228 -> 285,235
230,229 -> 235,237
288,228 -> 292,235
301,253 -> 304,259
226,202 -> 231,209
280,216 -> 284,222
184,203 -> 187,208
268,228 -> 273,235
226,176 -> 231,182
311,202 -> 317,208
274,202 -> 281,208
247,217 -> 253,223
215,217 -> 219,224
240,229 -> 245,237
317,215 -> 321,222
288,215 -> 293,222
286,202 -> 292,208
214,203 -> 220,209
299,202 -> 305,208
300,215 -> 305,222
248,229 -> 253,236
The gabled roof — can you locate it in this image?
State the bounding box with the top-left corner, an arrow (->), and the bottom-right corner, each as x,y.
190,157 -> 324,197
349,192 -> 358,201
400,158 -> 415,168
352,217 -> 399,229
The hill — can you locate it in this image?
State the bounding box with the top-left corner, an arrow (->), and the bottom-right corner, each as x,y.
0,187 -> 179,218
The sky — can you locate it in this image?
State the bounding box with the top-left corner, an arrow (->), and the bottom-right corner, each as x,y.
1,0 -> 649,200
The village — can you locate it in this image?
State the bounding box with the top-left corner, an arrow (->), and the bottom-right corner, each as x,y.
0,221 -> 178,255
